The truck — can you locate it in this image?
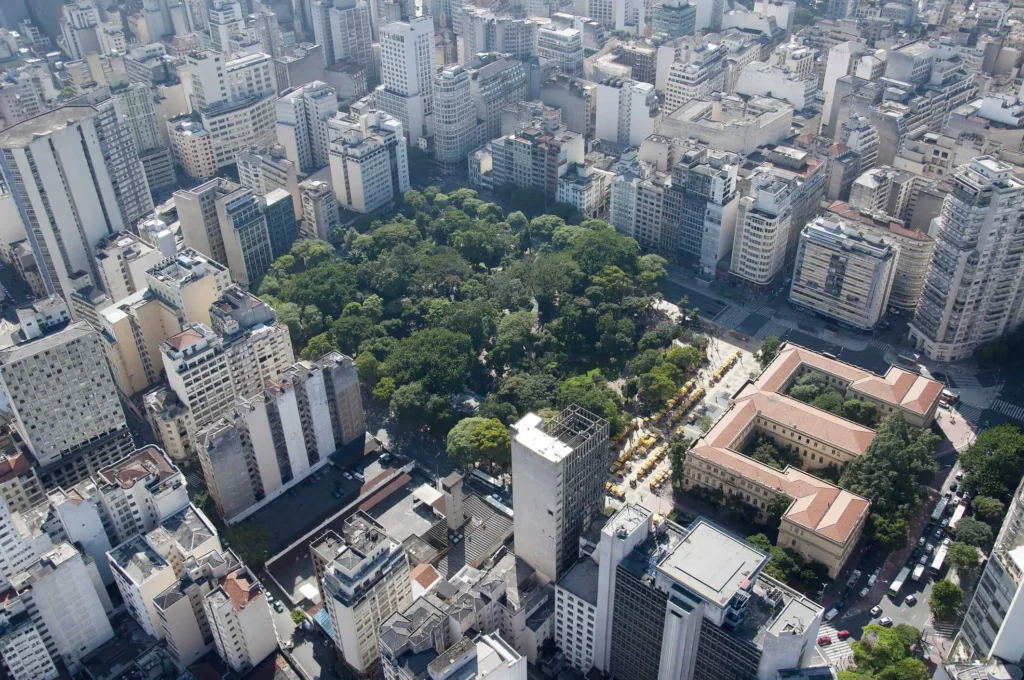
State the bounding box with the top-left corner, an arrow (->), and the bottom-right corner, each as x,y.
948,503 -> 967,532
889,566 -> 911,598
912,564 -> 926,582
931,496 -> 949,523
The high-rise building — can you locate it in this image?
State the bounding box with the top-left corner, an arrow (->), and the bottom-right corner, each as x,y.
207,0 -> 245,54
0,585 -> 60,680
196,351 -> 364,521
320,512 -> 413,674
377,17 -> 436,145
652,0 -> 696,40
0,494 -> 48,582
729,170 -> 794,288
789,215 -> 897,330
665,146 -> 739,275
300,179 -> 341,240
848,165 -> 915,221
511,406 -> 609,584
839,115 -> 880,172
465,55 -> 528,143
95,445 -> 190,545
95,231 -> 166,304
236,144 -> 302,220
112,82 -> 177,195
168,118 -> 217,180
175,178 -> 243,265
329,109 -> 410,213
60,0 -> 100,60
432,66 -> 482,175
203,563 -> 278,673
0,105 -> 153,299
595,79 -> 658,148
557,162 -> 614,220
276,81 -> 338,173
0,300 -> 133,489
145,249 -> 232,329
694,0 -> 724,30
536,26 -> 583,77
458,11 -> 537,64
664,44 -> 726,114
910,157 -> 1024,361
490,121 -> 585,202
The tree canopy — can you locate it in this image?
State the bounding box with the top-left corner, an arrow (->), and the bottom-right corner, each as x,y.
446,417 -> 512,470
959,424 -> 1024,502
850,624 -> 924,678
930,580 -> 963,619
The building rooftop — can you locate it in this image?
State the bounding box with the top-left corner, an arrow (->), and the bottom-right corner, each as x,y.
146,505 -> 216,556
109,535 -> 169,584
557,556 -> 599,605
658,519 -> 768,609
0,105 -> 96,147
97,445 -> 178,490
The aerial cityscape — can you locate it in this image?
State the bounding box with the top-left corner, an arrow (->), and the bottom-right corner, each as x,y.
0,0 -> 1022,678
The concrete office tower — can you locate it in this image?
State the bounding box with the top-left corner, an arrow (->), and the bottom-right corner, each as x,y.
274,43 -> 327,90
329,109 -> 410,213
839,115 -> 880,172
910,157 -> 1024,361
596,511 -> 823,680
175,178 -> 244,265
511,406 -> 609,584
9,543 -> 114,674
145,249 -> 232,330
557,162 -> 614,220
595,79 -> 658,148
729,171 -> 794,288
214,187 -> 297,285
60,0 -> 100,60
537,26 -> 584,76
0,317 -> 133,489
236,144 -> 302,220
203,563 -> 278,672
652,0 -> 697,40
0,105 -> 152,299
491,122 -> 585,202
276,81 -> 338,173
666,146 -> 739,275
433,66 -> 481,175
168,118 -> 217,180
0,499 -> 47,582
465,55 -> 528,143
97,285 -> 177,394
196,350 -> 363,520
250,9 -> 284,57
113,82 -> 177,194
555,556 -> 600,673
321,512 -> 412,674
694,0 -> 724,30
956,476 -> 1024,661
377,17 -> 437,145
95,445 -> 190,544
332,0 -> 376,81
0,587 -> 60,680
789,216 -> 897,330
663,44 -> 726,114
208,0 -> 245,54
95,231 -> 165,303
301,179 -> 341,240
459,11 -> 537,64
848,166 -> 915,221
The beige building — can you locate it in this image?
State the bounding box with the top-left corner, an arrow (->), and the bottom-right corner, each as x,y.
683,343 -> 943,575
789,216 -> 898,331
329,110 -> 410,214
100,289 -> 181,396
145,249 -> 232,329
95,232 -> 167,303
168,118 -> 217,180
144,387 -> 194,461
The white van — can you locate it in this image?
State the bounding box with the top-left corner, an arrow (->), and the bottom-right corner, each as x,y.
824,608 -> 839,622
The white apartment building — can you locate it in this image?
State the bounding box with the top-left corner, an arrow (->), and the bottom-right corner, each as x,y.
595,79 -> 658,148
377,17 -> 436,145
536,26 -> 583,77
663,44 -> 726,114
236,144 -> 302,220
175,179 -> 243,266
169,118 -> 217,179
276,81 -> 338,173
203,564 -> 278,672
609,159 -> 651,243
848,166 -> 915,220
321,513 -> 412,674
0,495 -> 49,583
0,105 -> 152,300
433,66 -> 481,174
329,110 -> 410,213
95,231 -> 166,303
557,163 -> 614,220
729,171 -> 794,287
459,11 -> 537,64
554,557 -> 599,673
839,115 -> 880,172
511,407 -> 610,585
61,0 -> 100,60
95,445 -> 190,544
426,635 -> 526,680
789,216 -> 897,330
196,351 -> 364,521
114,82 -> 176,194
200,95 -> 278,169
0,587 -> 59,680
208,0 -> 245,54
910,157 -> 1024,361
667,146 -> 740,275
300,179 -> 341,240
327,0 -> 375,80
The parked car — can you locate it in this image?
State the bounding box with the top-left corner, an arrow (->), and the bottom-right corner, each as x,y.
824,608 -> 839,622
332,489 -> 343,499
926,543 -> 934,554
956,471 -> 964,481
859,586 -> 870,599
343,472 -> 353,480
911,547 -> 921,559
870,606 -> 883,617
837,630 -> 852,641
818,636 -> 832,646
941,518 -> 950,529
917,536 -> 926,547
273,600 -> 284,613
880,616 -> 894,627
951,497 -> 961,507
905,594 -> 917,606
934,528 -> 944,539
950,482 -> 959,492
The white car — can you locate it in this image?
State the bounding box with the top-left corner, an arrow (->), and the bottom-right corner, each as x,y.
905,595 -> 917,606
870,605 -> 883,617
880,616 -> 894,627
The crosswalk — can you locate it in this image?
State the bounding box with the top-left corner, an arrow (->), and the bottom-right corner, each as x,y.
752,305 -> 776,317
755,321 -> 789,340
713,305 -> 749,330
956,403 -> 984,426
991,399 -> 1024,423
928,619 -> 961,639
817,625 -> 854,669
949,372 -> 982,390
869,339 -> 893,352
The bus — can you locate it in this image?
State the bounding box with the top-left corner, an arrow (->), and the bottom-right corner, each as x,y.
912,564 -> 926,582
940,389 -> 961,407
470,468 -> 504,490
931,497 -> 949,523
889,566 -> 911,598
931,541 -> 950,575
948,503 -> 967,532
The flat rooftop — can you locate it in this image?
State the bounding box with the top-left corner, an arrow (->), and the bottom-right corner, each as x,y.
658,520 -> 768,609
557,556 -> 599,606
98,445 -> 177,489
0,105 -> 96,147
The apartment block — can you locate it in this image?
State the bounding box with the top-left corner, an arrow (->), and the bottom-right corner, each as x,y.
511,406 -> 609,584
0,586 -> 59,680
789,215 -> 897,330
664,44 -> 726,114
320,512 -> 412,674
536,26 -> 584,77
433,66 -> 482,175
95,445 -> 189,545
94,231 -> 166,304
168,117 -> 217,180
236,144 -> 303,221
276,81 -> 338,173
112,82 -> 177,195
217,187 -> 298,286
554,556 -> 599,673
557,162 -> 614,220
145,249 -> 232,330
459,11 -> 537,64
490,122 -> 585,202
910,157 -> 1024,361
729,174 -> 794,288
683,344 -> 942,574
848,165 -> 915,220
196,351 -> 364,521
665,145 -> 739,274
595,79 -> 659,148
300,179 -> 341,240
144,387 -> 195,461
329,110 -> 410,213
203,563 -> 278,672
377,17 -> 436,146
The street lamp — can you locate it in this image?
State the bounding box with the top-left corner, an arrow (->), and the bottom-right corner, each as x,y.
818,582 -> 828,603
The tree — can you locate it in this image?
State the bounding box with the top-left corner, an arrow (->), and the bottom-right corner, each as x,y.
488,311 -> 537,372
697,414 -> 714,433
875,658 -> 929,680
812,389 -> 845,414
747,533 -> 773,552
224,521 -> 270,569
947,541 -> 980,573
446,417 -> 512,470
669,439 -> 690,487
373,376 -> 397,401
839,415 -> 938,517
843,399 -> 878,426
665,345 -> 704,372
354,353 -> 381,389
852,623 -> 919,673
290,608 -> 306,626
959,424 -> 1024,501
973,495 -> 1006,525
871,513 -> 909,551
556,371 -> 625,434
789,383 -> 821,403
930,580 -> 963,619
497,372 -> 557,415
390,382 -> 429,425
758,337 -> 781,368
301,332 -> 337,360
954,517 -> 994,548
383,328 -> 475,393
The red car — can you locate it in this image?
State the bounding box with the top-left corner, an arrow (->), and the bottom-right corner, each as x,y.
817,635 -> 832,646
837,630 -> 851,641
